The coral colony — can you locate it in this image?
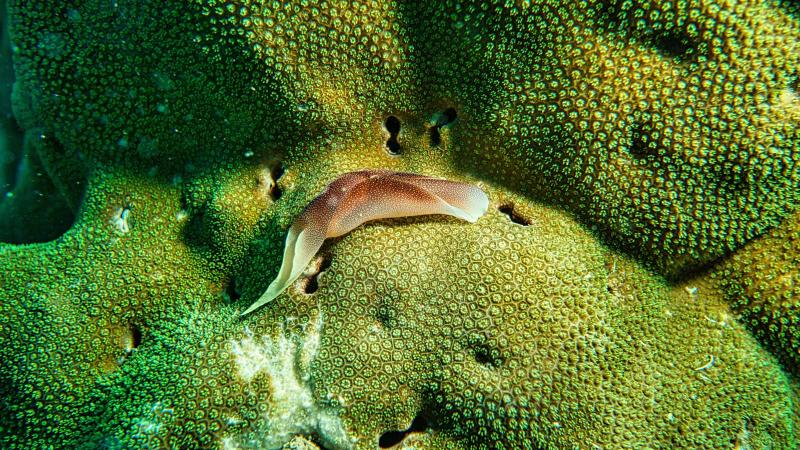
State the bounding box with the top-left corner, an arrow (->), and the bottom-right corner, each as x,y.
1,1 -> 799,449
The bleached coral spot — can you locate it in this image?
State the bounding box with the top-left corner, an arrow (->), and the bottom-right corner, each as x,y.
227,315 -> 355,450
111,206 -> 131,234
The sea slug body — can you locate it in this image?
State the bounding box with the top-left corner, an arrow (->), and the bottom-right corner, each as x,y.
241,170 -> 489,316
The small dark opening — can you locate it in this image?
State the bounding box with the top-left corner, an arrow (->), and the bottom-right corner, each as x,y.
429,108 -> 458,147
498,204 -> 531,226
226,278 -> 241,301
270,163 -> 285,201
790,75 -> 799,93
384,116 -> 402,155
304,275 -> 320,294
130,325 -> 143,349
430,127 -> 441,147
385,115 -> 401,134
473,344 -> 502,368
654,32 -> 696,60
628,122 -> 655,159
302,254 -> 332,295
440,107 -> 457,125
378,414 -> 429,448
408,415 -> 428,433
378,430 -> 407,448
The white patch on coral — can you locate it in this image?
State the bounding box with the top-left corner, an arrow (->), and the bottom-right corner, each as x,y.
111,206 -> 131,234
131,401 -> 174,446
227,314 -> 354,450
778,87 -> 798,107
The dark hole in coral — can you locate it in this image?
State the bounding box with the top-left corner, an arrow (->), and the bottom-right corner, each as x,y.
226,278 -> 241,301
184,209 -> 208,243
270,163 -> 285,201
384,116 -> 402,155
378,430 -> 407,448
440,107 -> 458,125
302,254 -> 332,295
385,115 -> 401,134
653,31 -> 696,60
376,305 -> 396,328
628,123 -> 656,159
304,274 -> 320,294
474,345 -> 496,367
606,284 -> 615,294
408,415 -> 428,433
715,162 -> 750,192
429,107 -> 458,147
498,204 -> 531,226
378,414 -> 429,448
429,127 -> 441,147
790,74 -> 799,93
130,324 -> 142,349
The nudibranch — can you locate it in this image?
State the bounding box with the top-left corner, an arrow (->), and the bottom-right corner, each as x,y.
240,170 -> 489,316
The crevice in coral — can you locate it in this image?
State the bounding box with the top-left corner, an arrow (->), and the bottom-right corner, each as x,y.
384,115 -> 402,155
225,278 -> 241,302
121,324 -> 143,354
378,415 -> 429,448
472,343 -> 503,369
375,304 -> 397,329
130,325 -> 143,349
378,430 -> 406,448
592,0 -> 624,32
301,253 -> 333,295
628,122 -> 656,159
498,203 -> 531,226
269,162 -> 285,201
652,31 -> 698,61
429,107 -> 458,147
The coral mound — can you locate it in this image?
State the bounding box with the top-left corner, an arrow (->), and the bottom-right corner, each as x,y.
1,0 -> 799,448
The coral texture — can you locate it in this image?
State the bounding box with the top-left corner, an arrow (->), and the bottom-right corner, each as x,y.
0,0 -> 76,243
1,0 -> 799,449
715,210 -> 800,375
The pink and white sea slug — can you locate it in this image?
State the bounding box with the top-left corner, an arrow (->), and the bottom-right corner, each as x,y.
241,170 -> 489,316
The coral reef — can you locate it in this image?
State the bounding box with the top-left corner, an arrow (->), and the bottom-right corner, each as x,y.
1,0 -> 799,448
2,172 -> 797,448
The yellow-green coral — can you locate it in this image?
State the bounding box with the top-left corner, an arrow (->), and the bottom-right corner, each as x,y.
2,0 -> 800,449
2,170 -> 797,448
714,210 -> 800,375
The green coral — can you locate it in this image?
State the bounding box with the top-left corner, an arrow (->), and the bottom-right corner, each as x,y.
2,171 -> 797,448
714,210 -> 800,375
2,0 -> 800,448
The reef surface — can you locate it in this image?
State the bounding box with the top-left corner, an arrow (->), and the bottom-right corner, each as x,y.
1,0 -> 799,448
